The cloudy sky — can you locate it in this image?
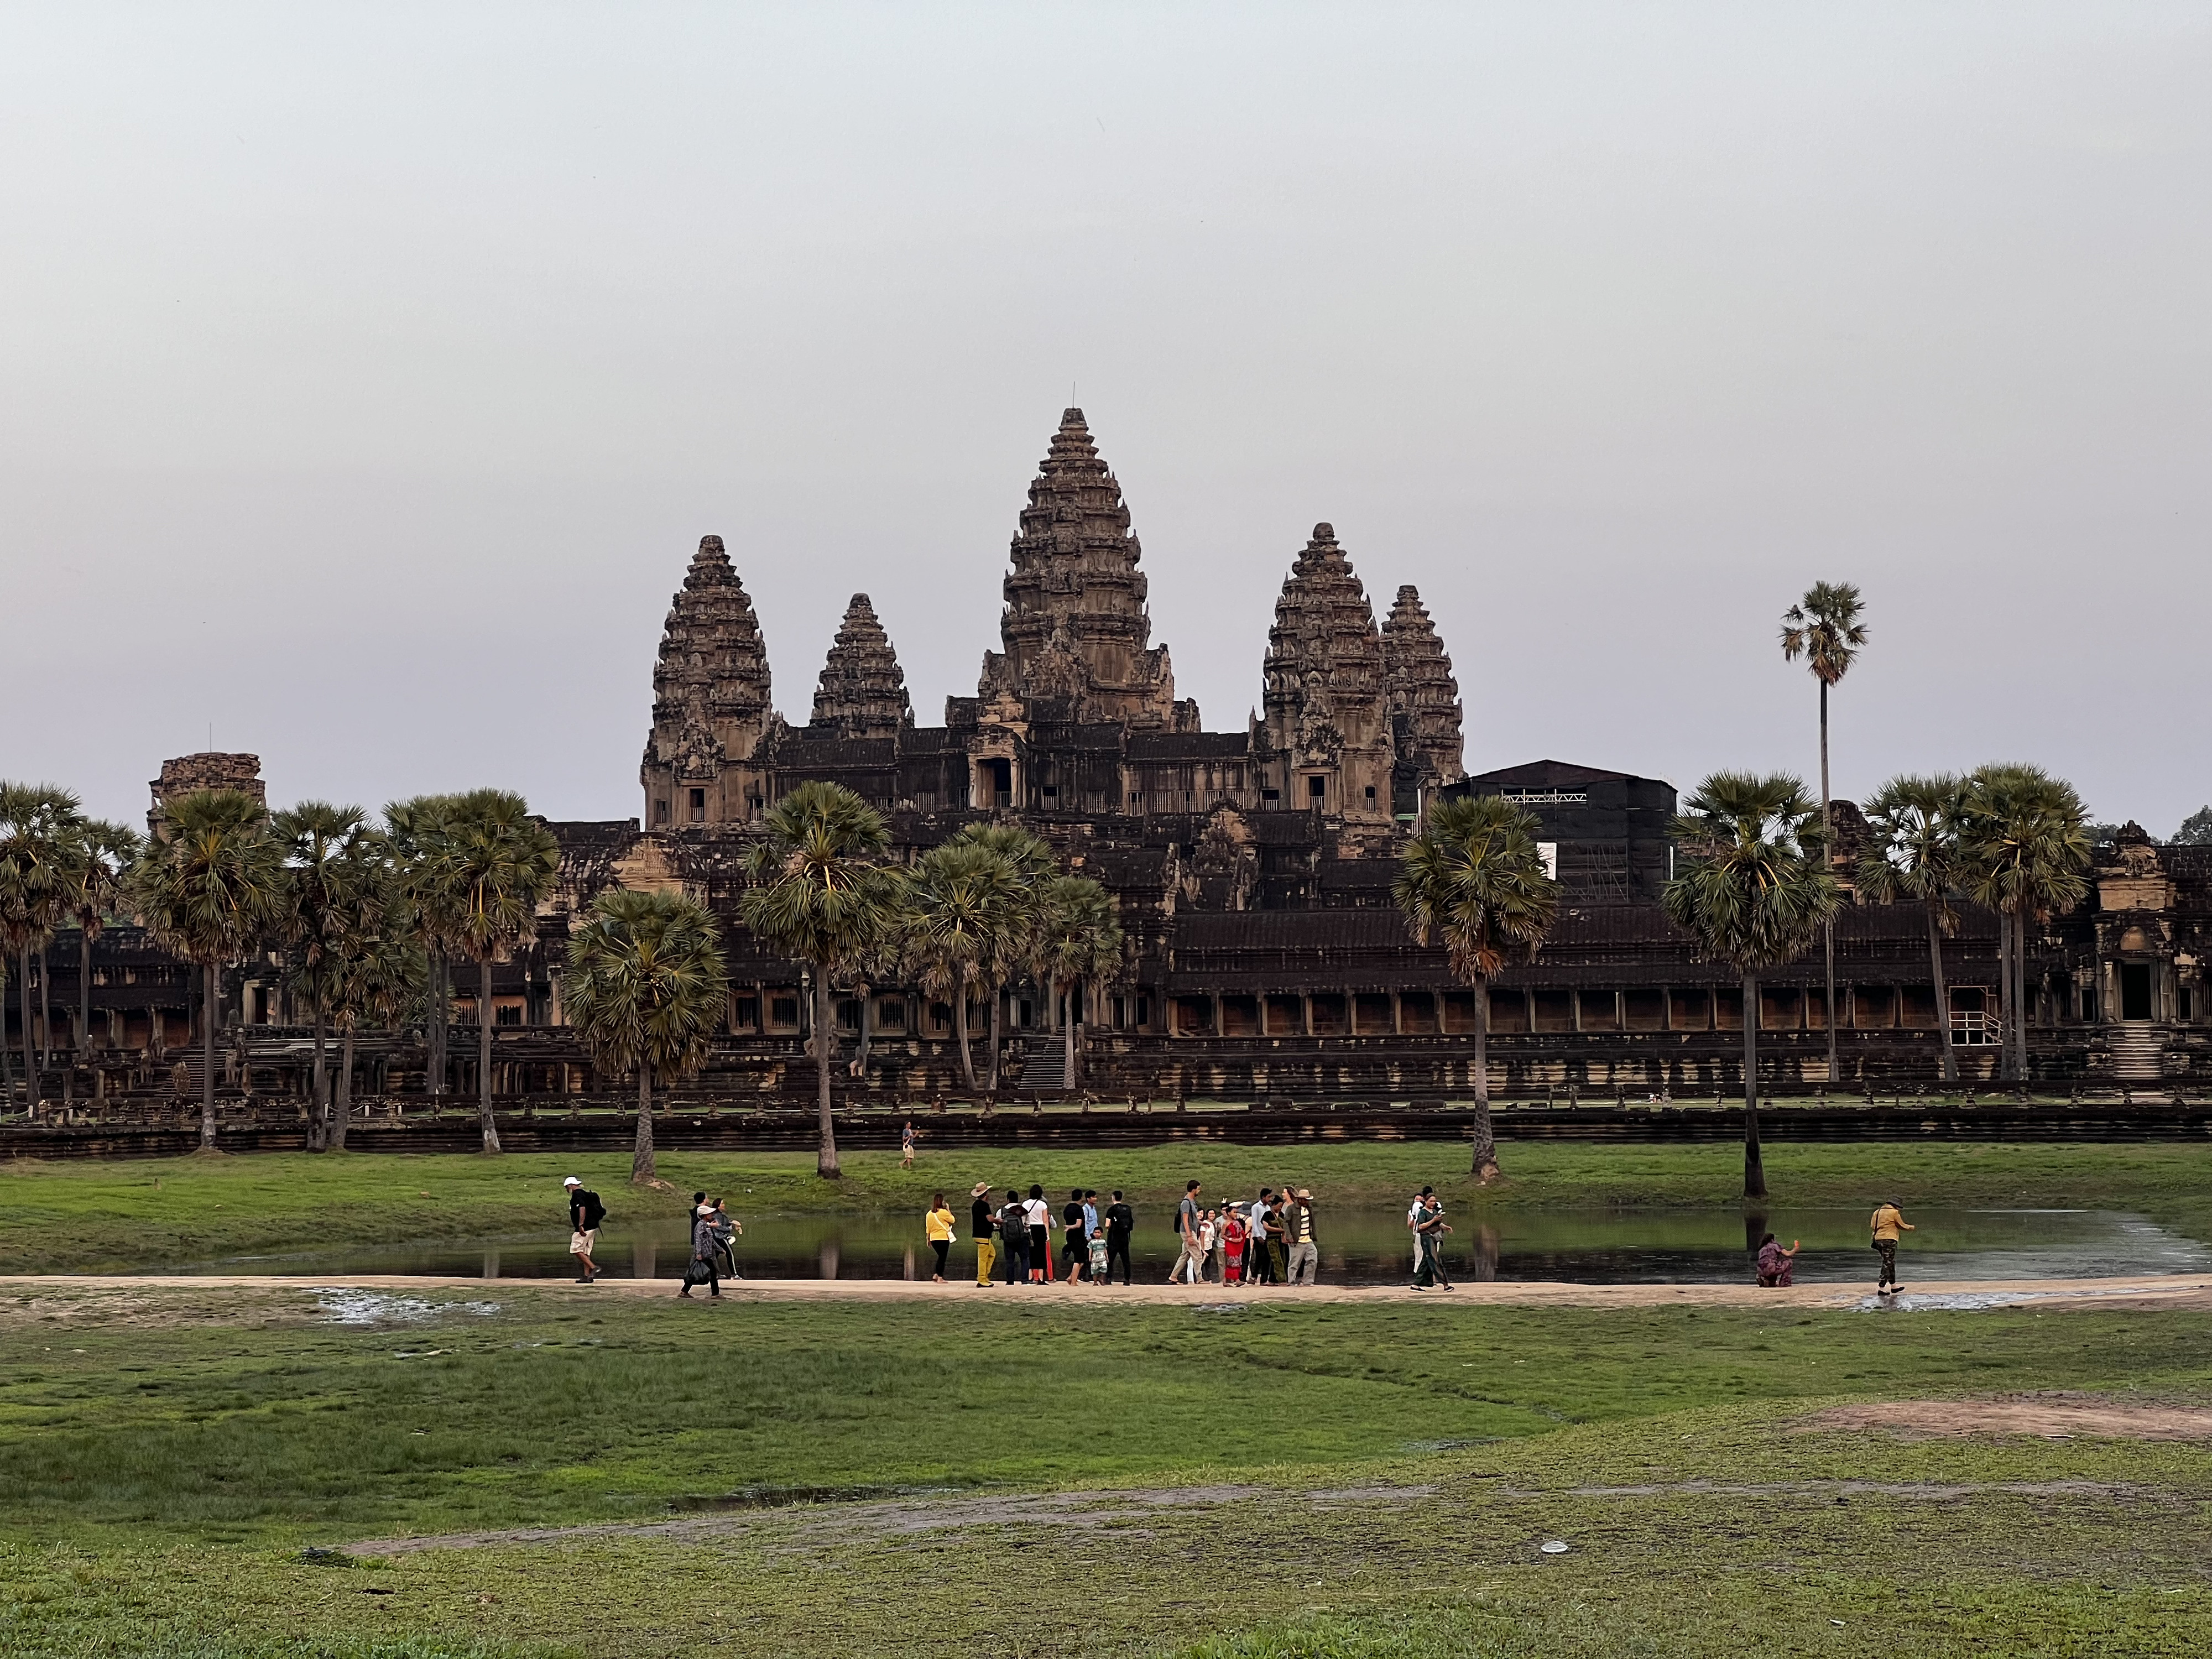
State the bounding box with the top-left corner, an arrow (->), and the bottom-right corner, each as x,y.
4,4 -> 2206,833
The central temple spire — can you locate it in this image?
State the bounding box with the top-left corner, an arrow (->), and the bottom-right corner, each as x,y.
977,408 -> 1196,730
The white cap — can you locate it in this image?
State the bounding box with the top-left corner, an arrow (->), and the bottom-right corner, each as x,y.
562,1176 -> 581,1187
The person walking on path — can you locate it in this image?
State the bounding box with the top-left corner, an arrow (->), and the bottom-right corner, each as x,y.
1222,1207 -> 1248,1285
969,1182 -> 998,1286
1060,1188 -> 1089,1284
1263,1194 -> 1290,1285
925,1191 -> 956,1282
900,1120 -> 917,1169
1023,1184 -> 1052,1285
705,1198 -> 742,1280
1104,1190 -> 1135,1285
1086,1215 -> 1110,1282
679,1200 -> 723,1299
1755,1232 -> 1800,1288
1407,1187 -> 1427,1276
1411,1193 -> 1454,1291
1870,1199 -> 1914,1295
1284,1188 -> 1319,1285
998,1189 -> 1030,1286
1168,1180 -> 1206,1284
564,1177 -> 604,1284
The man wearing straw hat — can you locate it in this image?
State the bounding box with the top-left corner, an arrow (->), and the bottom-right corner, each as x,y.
1284,1187 -> 1319,1285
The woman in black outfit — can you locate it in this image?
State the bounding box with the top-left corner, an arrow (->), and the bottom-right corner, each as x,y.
1060,1188 -> 1088,1283
1026,1183 -> 1051,1286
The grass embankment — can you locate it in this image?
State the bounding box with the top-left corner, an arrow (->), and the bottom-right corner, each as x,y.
6,1141 -> 2212,1272
2,1285 -> 2211,1655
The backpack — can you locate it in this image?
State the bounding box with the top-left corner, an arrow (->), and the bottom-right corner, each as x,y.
1000,1204 -> 1028,1243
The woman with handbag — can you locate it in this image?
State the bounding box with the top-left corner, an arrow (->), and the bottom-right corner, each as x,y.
925,1192 -> 956,1282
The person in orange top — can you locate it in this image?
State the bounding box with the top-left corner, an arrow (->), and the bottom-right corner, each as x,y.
1869,1199 -> 1915,1296
925,1192 -> 956,1282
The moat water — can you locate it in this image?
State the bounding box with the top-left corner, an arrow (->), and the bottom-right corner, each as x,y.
161,1206 -> 2209,1288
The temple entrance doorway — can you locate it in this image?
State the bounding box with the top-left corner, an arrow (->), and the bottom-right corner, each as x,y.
2120,963 -> 2153,1021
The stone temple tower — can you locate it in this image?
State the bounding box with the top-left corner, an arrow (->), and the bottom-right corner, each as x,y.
1382,584 -> 1466,800
640,534 -> 776,829
1260,524 -> 1396,822
808,593 -> 913,740
977,409 -> 1197,731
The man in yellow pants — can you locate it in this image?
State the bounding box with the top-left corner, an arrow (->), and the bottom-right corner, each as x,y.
1870,1199 -> 1915,1296
969,1182 -> 998,1286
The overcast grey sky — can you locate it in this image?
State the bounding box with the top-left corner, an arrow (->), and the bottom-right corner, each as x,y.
4,4 -> 2206,833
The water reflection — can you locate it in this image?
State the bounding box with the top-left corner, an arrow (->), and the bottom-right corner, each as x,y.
159,1206 -> 2211,1288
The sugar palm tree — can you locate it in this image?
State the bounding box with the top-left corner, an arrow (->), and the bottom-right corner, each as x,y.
565,886 -> 729,1183
127,789 -> 288,1150
0,784 -> 92,1113
1662,773 -> 1840,1199
739,781 -> 899,1177
65,819 -> 141,1061
901,841 -> 1024,1094
433,789 -> 561,1155
1034,875 -> 1124,1090
384,795 -> 461,1100
1856,774 -> 1968,1084
1781,581 -> 1869,1087
324,870 -> 425,1153
273,802 -> 379,1150
1961,764 -> 2089,1086
951,823 -> 1054,1091
1394,795 -> 1561,1182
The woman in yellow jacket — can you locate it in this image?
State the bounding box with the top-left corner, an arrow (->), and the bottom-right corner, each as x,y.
925,1193 -> 957,1283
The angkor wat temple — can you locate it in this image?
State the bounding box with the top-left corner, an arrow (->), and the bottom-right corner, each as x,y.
16,411 -> 2212,1105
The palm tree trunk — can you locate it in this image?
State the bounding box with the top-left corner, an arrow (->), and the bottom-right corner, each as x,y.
18,947 -> 37,1114
985,989 -> 1002,1093
854,983 -> 873,1077
1818,678 -> 1838,1088
1995,909 -> 2016,1083
38,946 -> 50,1070
332,1028 -> 354,1151
427,951 -> 447,1097
1469,977 -> 1498,1182
309,990 -> 329,1152
199,959 -> 218,1151
477,954 -> 500,1154
813,971 -> 840,1177
632,1056 -> 656,1182
79,929 -> 93,1060
1741,969 -> 1766,1199
1928,901 -> 1957,1083
952,973 -> 976,1089
1063,979 -> 1076,1092
2013,897 -> 2032,1088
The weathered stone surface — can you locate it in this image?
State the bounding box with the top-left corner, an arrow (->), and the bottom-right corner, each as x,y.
640,535 -> 776,825
148,753 -> 264,837
978,409 -> 1195,732
1381,584 -> 1465,789
1260,524 -> 1395,820
809,593 -> 912,740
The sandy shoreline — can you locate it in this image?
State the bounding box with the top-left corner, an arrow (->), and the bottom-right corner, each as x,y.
7,1271 -> 2211,1311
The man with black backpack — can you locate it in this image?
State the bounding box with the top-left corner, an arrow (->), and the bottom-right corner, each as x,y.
563,1177 -> 605,1284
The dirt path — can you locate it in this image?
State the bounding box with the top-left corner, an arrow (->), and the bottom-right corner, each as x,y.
8,1271 -> 2212,1312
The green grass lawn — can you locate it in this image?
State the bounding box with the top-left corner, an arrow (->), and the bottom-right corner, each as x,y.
9,1139 -> 2212,1272
3,1283 -> 2211,1656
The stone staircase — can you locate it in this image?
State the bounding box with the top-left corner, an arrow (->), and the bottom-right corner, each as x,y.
1017,1038 -> 1069,1094
2106,1025 -> 2168,1081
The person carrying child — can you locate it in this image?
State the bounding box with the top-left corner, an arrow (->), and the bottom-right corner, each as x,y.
1222,1207 -> 1249,1285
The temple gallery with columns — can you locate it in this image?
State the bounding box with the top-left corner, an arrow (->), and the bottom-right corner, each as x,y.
18,410 -> 2210,1104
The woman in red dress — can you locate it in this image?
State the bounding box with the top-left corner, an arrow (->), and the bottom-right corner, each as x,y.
1222,1209 -> 1248,1285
